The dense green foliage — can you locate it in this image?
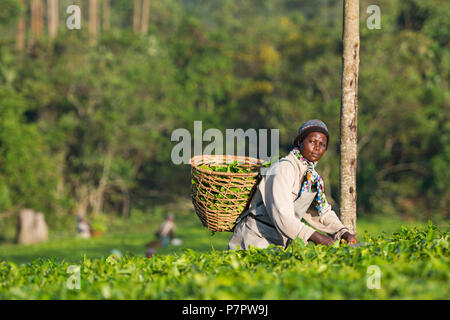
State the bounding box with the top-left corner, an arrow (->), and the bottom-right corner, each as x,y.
0,0 -> 448,238
0,223 -> 448,299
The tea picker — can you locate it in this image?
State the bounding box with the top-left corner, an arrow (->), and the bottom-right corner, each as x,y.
190,120 -> 358,250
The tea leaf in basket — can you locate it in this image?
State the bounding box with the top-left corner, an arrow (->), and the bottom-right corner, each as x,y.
196,162 -> 261,174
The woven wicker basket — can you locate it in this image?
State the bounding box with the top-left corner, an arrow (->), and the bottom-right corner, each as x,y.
190,154 -> 264,232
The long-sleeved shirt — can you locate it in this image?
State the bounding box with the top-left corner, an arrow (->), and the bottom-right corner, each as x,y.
228,151 -> 349,250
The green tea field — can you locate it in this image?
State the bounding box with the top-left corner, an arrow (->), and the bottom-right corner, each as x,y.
0,207 -> 448,299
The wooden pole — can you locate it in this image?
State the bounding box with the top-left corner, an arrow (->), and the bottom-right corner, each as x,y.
141,0 -> 150,35
340,0 -> 360,235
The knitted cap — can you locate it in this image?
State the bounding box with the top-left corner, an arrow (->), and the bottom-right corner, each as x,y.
294,119 -> 329,148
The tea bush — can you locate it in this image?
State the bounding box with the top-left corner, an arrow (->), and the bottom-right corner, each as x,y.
0,223 -> 447,299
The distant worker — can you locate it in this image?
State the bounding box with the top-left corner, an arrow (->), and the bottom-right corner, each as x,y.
145,238 -> 161,258
76,214 -> 91,238
155,214 -> 176,247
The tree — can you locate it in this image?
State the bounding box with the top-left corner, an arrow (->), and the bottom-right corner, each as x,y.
29,0 -> 44,48
133,0 -> 142,34
103,0 -> 110,31
36,0 -> 44,37
89,0 -> 98,45
48,0 -> 59,39
340,0 -> 359,234
16,0 -> 26,52
0,87 -> 57,214
141,0 -> 150,35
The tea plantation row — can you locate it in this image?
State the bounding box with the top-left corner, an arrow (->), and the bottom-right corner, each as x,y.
0,223 -> 448,299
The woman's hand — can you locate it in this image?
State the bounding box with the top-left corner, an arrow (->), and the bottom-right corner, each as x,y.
308,231 -> 335,246
341,232 -> 358,244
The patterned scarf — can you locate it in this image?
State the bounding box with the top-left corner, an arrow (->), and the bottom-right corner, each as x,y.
291,147 -> 328,215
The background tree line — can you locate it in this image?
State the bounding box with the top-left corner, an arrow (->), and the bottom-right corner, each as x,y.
0,0 -> 448,233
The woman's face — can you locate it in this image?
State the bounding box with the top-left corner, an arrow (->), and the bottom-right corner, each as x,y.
300,132 -> 328,162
